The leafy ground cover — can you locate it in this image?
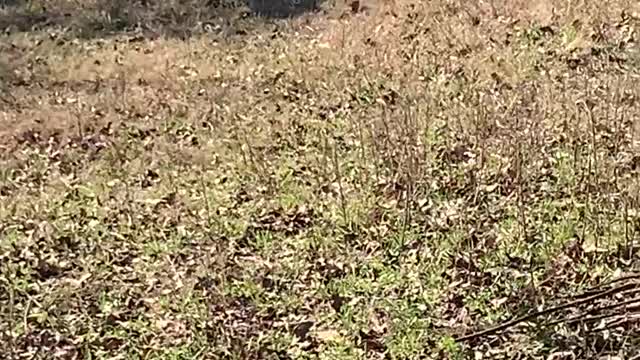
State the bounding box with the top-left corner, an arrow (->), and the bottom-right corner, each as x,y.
2,0 -> 640,358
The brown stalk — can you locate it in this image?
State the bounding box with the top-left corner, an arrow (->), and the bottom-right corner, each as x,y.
368,121 -> 381,185
331,138 -> 348,225
198,169 -> 219,234
320,129 -> 330,185
399,106 -> 416,245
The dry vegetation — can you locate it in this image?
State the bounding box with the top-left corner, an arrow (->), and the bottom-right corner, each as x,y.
2,0 -> 640,358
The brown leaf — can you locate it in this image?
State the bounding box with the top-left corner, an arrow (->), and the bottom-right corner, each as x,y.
315,329 -> 340,342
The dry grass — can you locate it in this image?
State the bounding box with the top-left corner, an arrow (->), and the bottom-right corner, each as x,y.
2,0 -> 640,358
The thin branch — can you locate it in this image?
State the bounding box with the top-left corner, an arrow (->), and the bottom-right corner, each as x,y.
455,282 -> 638,342
544,296 -> 640,328
601,313 -> 640,330
580,274 -> 640,296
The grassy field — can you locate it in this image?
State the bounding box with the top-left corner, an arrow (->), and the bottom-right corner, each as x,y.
2,0 -> 640,358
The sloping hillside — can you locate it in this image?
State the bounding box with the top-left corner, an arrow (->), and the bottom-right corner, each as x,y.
1,0 -> 640,358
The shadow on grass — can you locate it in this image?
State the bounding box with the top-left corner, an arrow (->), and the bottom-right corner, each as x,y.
248,0 -> 319,17
0,0 -> 322,39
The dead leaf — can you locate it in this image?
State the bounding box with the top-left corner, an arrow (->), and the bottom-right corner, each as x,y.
315,329 -> 340,342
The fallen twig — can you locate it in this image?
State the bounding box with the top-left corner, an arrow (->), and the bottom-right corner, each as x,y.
544,297 -> 640,328
455,281 -> 637,342
601,313 -> 640,330
579,274 -> 640,297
